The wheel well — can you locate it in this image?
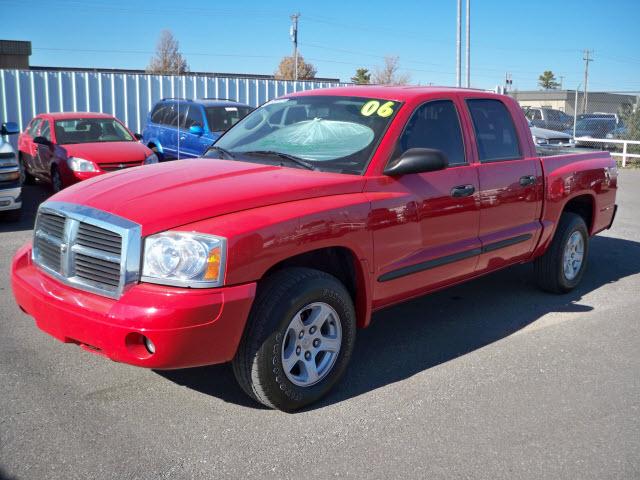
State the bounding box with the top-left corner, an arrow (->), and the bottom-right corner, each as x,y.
262,247 -> 369,327
563,195 -> 594,232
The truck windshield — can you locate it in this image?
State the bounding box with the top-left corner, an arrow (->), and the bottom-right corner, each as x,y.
207,96 -> 401,174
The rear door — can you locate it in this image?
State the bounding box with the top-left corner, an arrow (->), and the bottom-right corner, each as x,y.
159,101 -> 181,159
465,98 -> 543,273
370,98 -> 481,305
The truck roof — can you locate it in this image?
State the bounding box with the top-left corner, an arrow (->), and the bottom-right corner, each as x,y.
286,85 -> 490,101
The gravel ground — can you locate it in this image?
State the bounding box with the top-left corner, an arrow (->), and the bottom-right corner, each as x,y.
1,171 -> 638,480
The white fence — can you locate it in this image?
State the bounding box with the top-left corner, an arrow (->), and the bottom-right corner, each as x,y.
0,69 -> 344,144
575,138 -> 640,167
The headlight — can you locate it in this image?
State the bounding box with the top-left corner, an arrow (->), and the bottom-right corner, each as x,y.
141,232 -> 226,287
68,156 -> 97,172
144,153 -> 159,165
533,136 -> 548,145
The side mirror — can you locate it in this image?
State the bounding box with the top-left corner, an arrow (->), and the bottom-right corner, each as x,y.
384,148 -> 448,176
134,133 -> 143,141
33,136 -> 52,147
1,122 -> 20,136
189,124 -> 204,135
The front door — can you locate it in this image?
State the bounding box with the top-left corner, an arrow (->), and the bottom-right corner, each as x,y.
369,99 -> 481,308
465,98 -> 543,273
180,105 -> 212,158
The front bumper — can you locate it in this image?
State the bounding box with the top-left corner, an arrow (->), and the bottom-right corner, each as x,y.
0,186 -> 22,211
11,243 -> 256,369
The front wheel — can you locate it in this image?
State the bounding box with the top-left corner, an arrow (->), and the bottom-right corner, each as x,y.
232,268 -> 356,411
534,212 -> 589,293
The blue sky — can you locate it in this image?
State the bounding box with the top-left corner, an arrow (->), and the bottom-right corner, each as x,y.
2,0 -> 639,91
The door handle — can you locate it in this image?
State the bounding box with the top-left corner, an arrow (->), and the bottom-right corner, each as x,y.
450,184 -> 475,197
519,175 -> 536,186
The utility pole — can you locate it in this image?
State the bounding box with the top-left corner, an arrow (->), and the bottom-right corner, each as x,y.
456,0 -> 461,87
290,13 -> 300,81
559,75 -> 564,90
582,50 -> 593,113
504,73 -> 512,93
465,0 -> 470,88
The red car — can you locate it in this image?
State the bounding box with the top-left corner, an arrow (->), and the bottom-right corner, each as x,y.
18,112 -> 158,191
12,87 -> 617,411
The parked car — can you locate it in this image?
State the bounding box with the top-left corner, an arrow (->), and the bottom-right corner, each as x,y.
142,98 -> 253,160
528,120 -> 574,147
18,112 -> 157,192
577,112 -> 621,125
12,87 -> 617,411
603,125 -> 630,151
566,117 -> 618,147
523,107 -> 573,132
0,122 -> 22,221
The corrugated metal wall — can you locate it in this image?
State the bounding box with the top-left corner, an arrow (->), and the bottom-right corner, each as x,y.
0,69 -> 344,144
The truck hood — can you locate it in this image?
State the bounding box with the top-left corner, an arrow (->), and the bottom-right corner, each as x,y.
52,158 -> 365,235
62,141 -> 151,163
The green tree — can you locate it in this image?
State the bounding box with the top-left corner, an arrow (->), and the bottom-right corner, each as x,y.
538,71 -> 560,90
351,68 -> 371,84
146,30 -> 188,75
274,54 -> 317,80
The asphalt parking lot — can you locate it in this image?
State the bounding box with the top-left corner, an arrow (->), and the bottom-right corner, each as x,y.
1,171 -> 639,480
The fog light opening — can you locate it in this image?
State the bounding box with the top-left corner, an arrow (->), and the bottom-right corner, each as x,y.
143,336 -> 156,354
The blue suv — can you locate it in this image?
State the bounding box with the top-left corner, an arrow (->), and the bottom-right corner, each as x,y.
142,98 -> 253,160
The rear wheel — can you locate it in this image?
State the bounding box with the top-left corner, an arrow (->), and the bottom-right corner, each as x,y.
232,267 -> 356,411
19,155 -> 36,185
534,212 -> 589,293
51,166 -> 63,193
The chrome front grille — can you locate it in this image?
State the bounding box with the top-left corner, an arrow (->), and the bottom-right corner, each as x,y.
32,201 -> 142,299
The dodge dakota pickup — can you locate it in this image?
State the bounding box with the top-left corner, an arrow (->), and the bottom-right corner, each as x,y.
11,87 -> 618,411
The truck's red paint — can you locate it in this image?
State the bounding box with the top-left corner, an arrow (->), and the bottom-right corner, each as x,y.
11,87 -> 617,370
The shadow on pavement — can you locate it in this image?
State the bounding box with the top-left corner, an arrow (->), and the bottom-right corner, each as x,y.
158,234 -> 640,411
0,184 -> 51,233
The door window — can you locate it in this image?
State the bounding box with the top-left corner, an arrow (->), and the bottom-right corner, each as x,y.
467,99 -> 521,162
397,100 -> 466,166
184,105 -> 204,128
40,121 -> 51,141
27,118 -> 42,136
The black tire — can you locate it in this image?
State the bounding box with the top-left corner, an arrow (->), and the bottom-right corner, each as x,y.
19,155 -> 36,185
232,267 -> 356,412
1,208 -> 22,222
149,145 -> 164,162
51,166 -> 63,193
534,212 -> 589,293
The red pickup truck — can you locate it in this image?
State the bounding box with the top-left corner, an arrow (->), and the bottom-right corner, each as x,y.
12,87 -> 618,411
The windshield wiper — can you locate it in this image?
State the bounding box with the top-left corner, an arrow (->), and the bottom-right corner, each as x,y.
206,145 -> 235,159
242,150 -> 316,171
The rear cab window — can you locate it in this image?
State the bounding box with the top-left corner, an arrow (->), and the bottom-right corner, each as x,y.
467,99 -> 521,162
